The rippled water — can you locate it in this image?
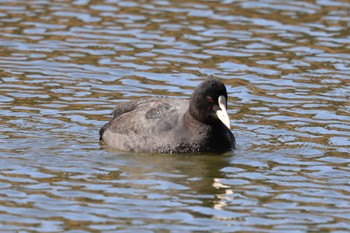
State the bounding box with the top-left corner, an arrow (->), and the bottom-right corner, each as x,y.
1,0 -> 350,232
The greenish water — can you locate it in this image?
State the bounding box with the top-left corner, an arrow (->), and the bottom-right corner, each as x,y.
0,0 -> 349,232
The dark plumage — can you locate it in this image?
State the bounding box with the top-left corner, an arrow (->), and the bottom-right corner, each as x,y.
99,78 -> 235,153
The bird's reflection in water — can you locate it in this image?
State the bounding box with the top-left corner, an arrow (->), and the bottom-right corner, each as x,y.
103,149 -> 235,218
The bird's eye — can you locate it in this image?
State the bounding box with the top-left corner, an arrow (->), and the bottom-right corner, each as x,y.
207,96 -> 214,103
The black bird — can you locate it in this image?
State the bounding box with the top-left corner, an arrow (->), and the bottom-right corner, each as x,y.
99,78 -> 235,153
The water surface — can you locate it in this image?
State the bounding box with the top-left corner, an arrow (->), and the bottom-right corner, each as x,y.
0,0 -> 349,232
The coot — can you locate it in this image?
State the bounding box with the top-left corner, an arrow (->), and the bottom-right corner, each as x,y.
99,78 -> 235,153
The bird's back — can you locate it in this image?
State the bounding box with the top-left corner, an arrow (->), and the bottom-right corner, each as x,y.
100,98 -> 189,152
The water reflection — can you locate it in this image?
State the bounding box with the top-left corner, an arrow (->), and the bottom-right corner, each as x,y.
0,0 -> 350,231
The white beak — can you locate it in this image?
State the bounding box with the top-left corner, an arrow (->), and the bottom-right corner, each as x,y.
216,95 -> 231,129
